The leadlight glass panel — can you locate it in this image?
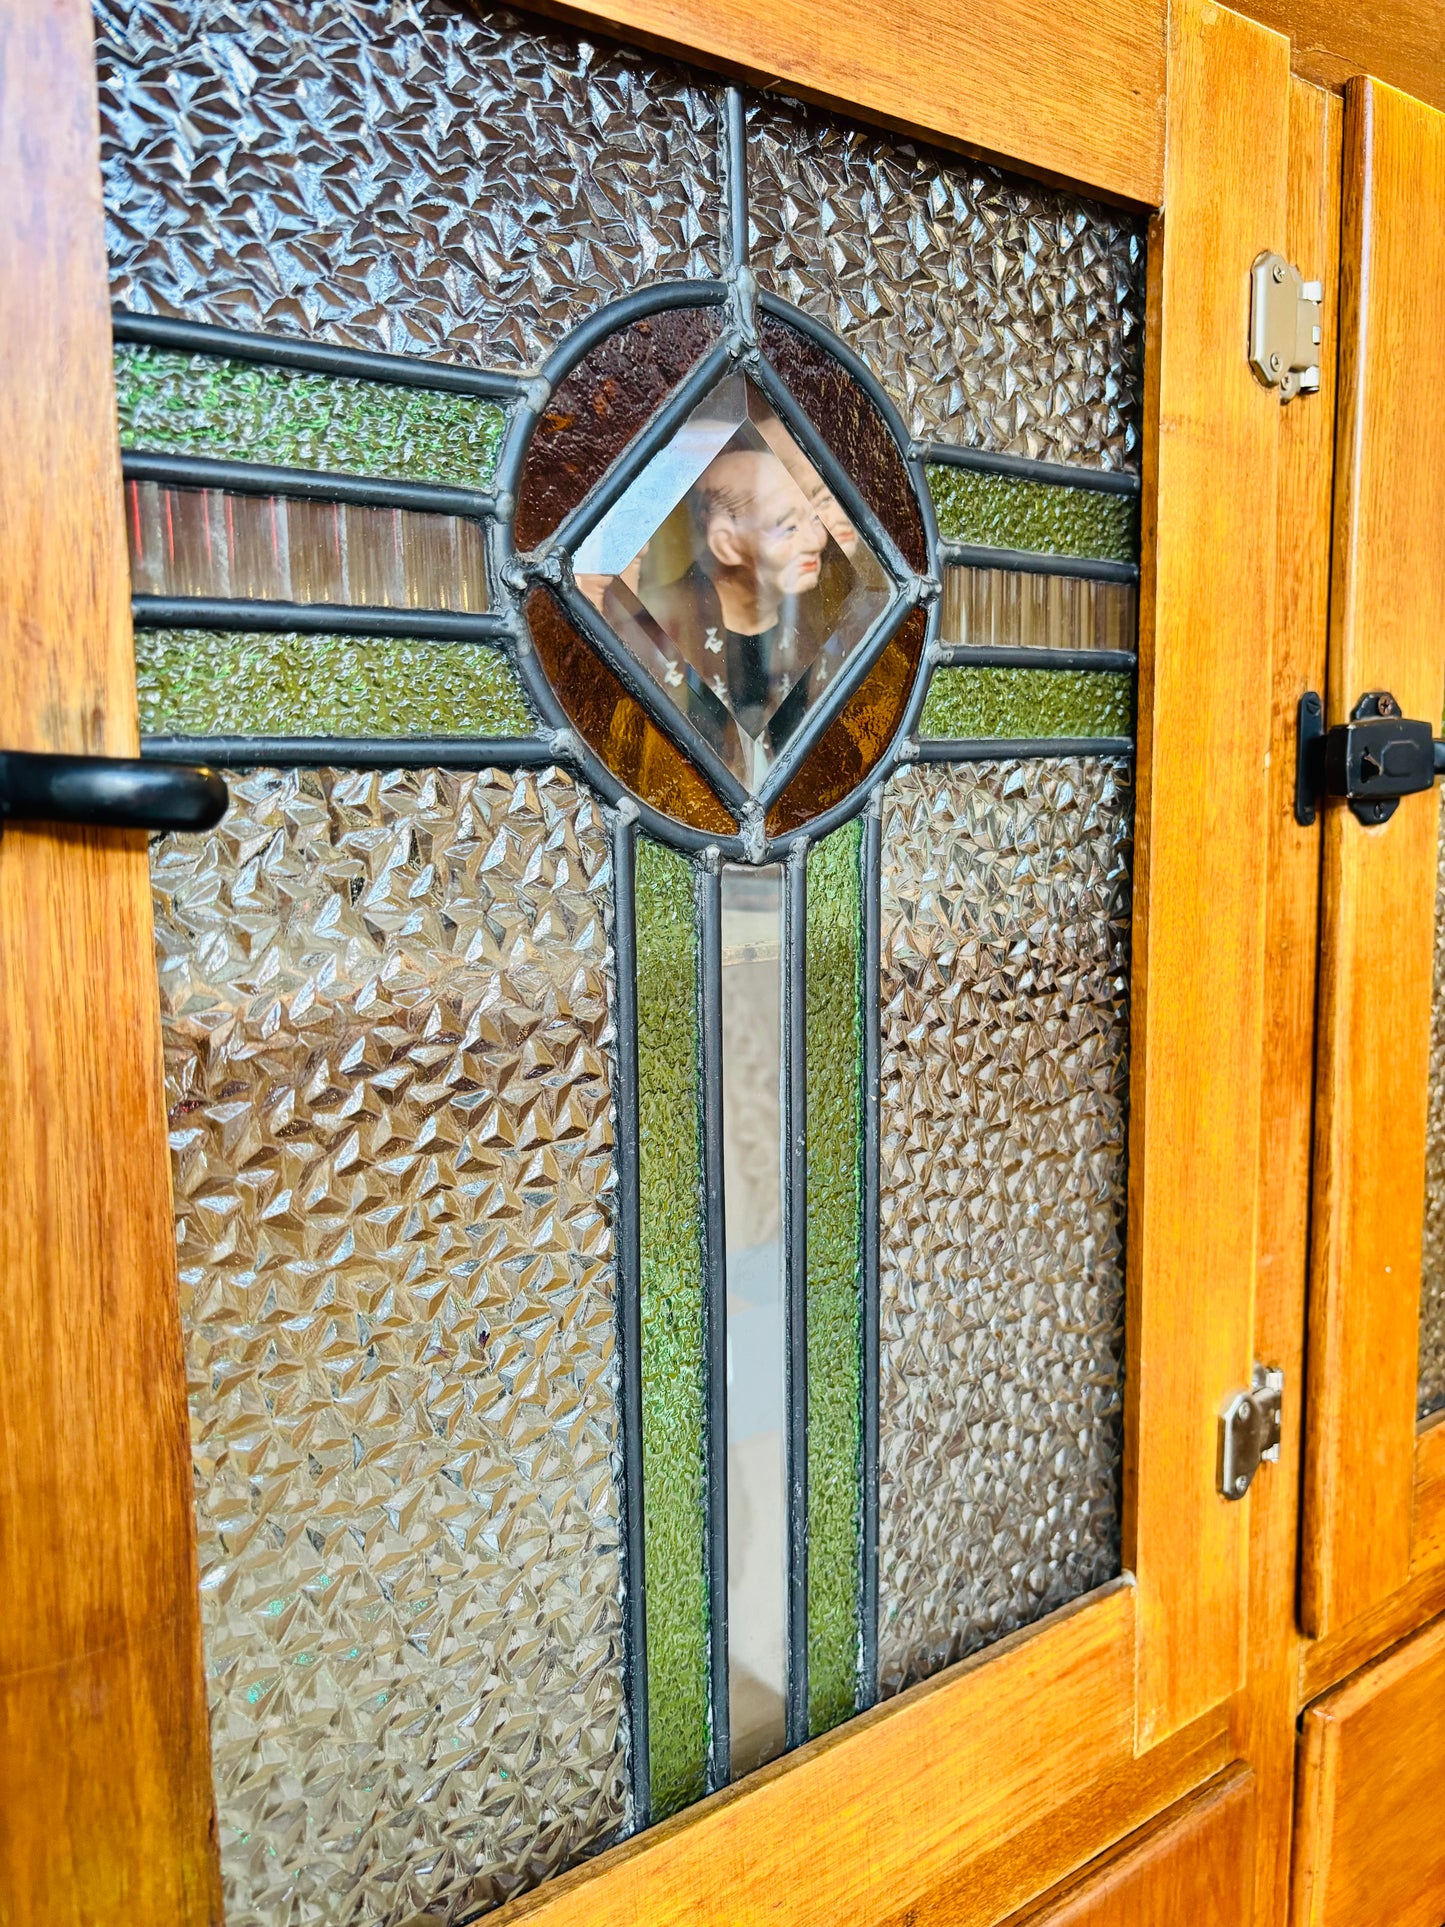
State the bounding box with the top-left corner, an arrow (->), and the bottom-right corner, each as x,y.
1418,788 -> 1445,1418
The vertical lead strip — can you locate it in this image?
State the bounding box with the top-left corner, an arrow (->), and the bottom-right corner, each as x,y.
784,844 -> 810,1746
611,810 -> 651,1826
724,85 -> 748,278
859,800 -> 882,1708
697,857 -> 731,1789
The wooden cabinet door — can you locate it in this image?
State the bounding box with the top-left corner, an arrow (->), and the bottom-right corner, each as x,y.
0,0 -> 1314,1922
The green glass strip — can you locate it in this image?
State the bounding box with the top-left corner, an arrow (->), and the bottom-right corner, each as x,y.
135,629 -> 533,738
805,823 -> 863,1738
115,344 -> 505,490
635,840 -> 709,1819
919,665 -> 1134,740
928,466 -> 1138,563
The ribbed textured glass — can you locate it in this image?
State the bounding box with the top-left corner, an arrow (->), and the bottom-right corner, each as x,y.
929,468 -> 1137,562
940,568 -> 1137,656
126,481 -> 488,612
96,0 -> 724,371
635,839 -> 710,1815
116,344 -> 506,487
1418,786 -> 1445,1418
135,628 -> 532,740
805,824 -> 863,1735
153,764 -> 629,1923
877,758 -> 1131,1696
919,667 -> 1134,740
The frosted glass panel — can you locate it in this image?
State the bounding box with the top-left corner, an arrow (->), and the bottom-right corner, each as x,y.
153,765 -> 629,1920
876,758 -> 1131,1696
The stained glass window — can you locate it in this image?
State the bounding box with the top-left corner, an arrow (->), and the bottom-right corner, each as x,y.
97,0 -> 1143,1914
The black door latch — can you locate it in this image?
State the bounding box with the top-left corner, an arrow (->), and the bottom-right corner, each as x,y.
0,750 -> 227,834
1295,689 -> 1445,827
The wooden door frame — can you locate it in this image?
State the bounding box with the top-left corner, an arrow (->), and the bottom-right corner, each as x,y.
2,0 -> 1308,1919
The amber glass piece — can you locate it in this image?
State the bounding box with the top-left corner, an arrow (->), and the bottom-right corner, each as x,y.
766,605 -> 927,835
514,306 -> 722,551
525,588 -> 736,834
758,314 -> 927,574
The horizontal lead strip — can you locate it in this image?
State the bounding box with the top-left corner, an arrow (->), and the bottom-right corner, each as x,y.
113,309 -> 523,401
141,734 -> 556,770
922,441 -> 1141,496
935,644 -> 1137,672
915,734 -> 1135,762
131,595 -> 508,642
941,541 -> 1139,585
122,449 -> 495,521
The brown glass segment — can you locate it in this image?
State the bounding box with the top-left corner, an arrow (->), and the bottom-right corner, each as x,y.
766,605 -> 927,836
758,315 -> 927,574
525,587 -> 736,835
515,306 -> 722,552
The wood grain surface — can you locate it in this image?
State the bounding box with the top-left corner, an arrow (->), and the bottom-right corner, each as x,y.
0,1 -> 219,1919
1127,0 -> 1289,1744
1302,75 -> 1445,1636
1292,1610 -> 1445,1927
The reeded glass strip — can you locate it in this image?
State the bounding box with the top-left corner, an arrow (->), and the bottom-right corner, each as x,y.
635,839 -> 711,1816
1419,785 -> 1445,1417
805,823 -> 864,1736
920,666 -> 1134,740
928,467 -> 1137,562
126,482 -> 489,613
115,344 -> 507,487
940,567 -> 1137,655
135,629 -> 532,740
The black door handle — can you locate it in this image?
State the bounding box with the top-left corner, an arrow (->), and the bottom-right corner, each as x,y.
1296,689 -> 1445,827
0,750 -> 227,832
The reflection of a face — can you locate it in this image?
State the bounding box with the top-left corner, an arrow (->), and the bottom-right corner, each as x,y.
696,450 -> 828,633
808,481 -> 858,559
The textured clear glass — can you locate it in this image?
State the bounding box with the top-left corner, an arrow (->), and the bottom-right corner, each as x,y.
135,628 -> 532,739
635,840 -> 710,1816
928,468 -> 1138,562
126,481 -> 489,612
721,866 -> 787,1778
919,666 -> 1134,739
96,0 -> 724,372
115,345 -> 506,487
877,759 -> 1131,1697
805,825 -> 863,1735
573,373 -> 893,793
748,95 -> 1145,462
940,567 -> 1137,656
153,764 -> 629,1923
1419,787 -> 1445,1418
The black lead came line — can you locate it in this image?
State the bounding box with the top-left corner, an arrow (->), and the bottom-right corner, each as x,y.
131,595 -> 510,643
859,800 -> 882,1712
939,541 -> 1139,587
121,449 -> 496,523
921,439 -> 1142,497
138,735 -> 557,771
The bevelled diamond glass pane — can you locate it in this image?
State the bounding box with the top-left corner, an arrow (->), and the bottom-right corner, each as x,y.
573,374 -> 894,791
153,765 -> 630,1921
877,759 -> 1131,1697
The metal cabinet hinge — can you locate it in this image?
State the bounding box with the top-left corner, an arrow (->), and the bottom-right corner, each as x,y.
1249,252 -> 1322,401
1295,688 -> 1445,827
1219,1365 -> 1284,1500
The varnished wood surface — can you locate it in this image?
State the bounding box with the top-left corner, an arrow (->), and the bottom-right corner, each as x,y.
1293,1610 -> 1445,1927
1299,1552 -> 1445,1702
497,1586 -> 1140,1927
530,0 -> 1166,205
1411,1414 -> 1445,1570
999,1769 -> 1256,1927
1127,0 -> 1289,1744
0,1 -> 219,1919
1235,73 -> 1341,1927
1302,75 -> 1445,1637
1245,0 -> 1445,113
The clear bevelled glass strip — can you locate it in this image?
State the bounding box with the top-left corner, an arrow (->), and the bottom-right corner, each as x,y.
877,758 -> 1131,1697
635,839 -> 711,1816
940,567 -> 1138,656
153,765 -> 629,1922
135,629 -> 533,740
1418,786 -> 1445,1418
126,481 -> 489,612
928,468 -> 1138,563
805,823 -> 864,1736
115,344 -> 507,488
919,666 -> 1135,740
96,0 -> 725,372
